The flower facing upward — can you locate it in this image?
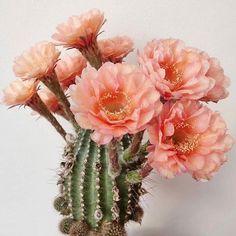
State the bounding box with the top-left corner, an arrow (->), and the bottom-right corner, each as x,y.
52,9 -> 105,48
147,100 -> 234,181
13,41 -> 60,80
55,52 -> 87,88
1,79 -> 37,106
69,62 -> 162,144
139,39 -> 215,100
98,36 -> 134,63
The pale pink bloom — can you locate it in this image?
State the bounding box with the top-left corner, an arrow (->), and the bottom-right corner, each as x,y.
55,52 -> 87,87
52,9 -> 105,48
69,62 -> 162,144
1,79 -> 37,106
13,41 -> 60,80
199,52 -> 230,102
98,36 -> 134,63
138,39 -> 215,100
38,88 -> 61,113
147,100 -> 234,181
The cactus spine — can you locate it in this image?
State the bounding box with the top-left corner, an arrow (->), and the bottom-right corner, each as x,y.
55,130 -> 145,235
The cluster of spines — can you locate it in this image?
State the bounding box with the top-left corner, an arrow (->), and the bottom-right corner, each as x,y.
55,130 -> 144,235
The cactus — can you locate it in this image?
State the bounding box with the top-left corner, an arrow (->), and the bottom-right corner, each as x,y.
55,129 -> 145,235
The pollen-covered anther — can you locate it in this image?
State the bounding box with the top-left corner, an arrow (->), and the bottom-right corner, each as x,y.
99,91 -> 132,121
160,62 -> 183,87
172,122 -> 200,154
174,134 -> 200,154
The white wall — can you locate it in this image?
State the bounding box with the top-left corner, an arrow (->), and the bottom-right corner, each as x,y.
0,0 -> 235,235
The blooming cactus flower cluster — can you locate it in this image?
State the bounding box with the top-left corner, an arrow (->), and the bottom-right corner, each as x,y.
1,8 -> 234,236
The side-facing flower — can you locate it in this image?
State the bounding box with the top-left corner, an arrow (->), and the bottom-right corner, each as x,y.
199,52 -> 230,102
52,9 -> 105,48
147,100 -> 234,181
138,39 -> 215,100
38,87 -> 61,113
1,80 -> 67,139
69,62 -> 162,144
1,79 -> 37,106
13,41 -> 60,80
55,52 -> 87,88
98,36 -> 134,63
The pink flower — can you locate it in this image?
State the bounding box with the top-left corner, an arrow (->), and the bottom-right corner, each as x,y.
199,52 -> 230,102
55,52 -> 87,88
13,41 -> 60,80
69,62 -> 162,144
98,36 -> 134,63
1,79 -> 37,106
52,9 -> 105,48
139,39 -> 215,100
147,100 -> 234,181
38,88 -> 61,113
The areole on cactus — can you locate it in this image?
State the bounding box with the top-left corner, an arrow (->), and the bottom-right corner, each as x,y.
2,8 -> 234,236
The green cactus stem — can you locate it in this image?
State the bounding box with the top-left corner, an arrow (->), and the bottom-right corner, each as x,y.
55,129 -> 146,235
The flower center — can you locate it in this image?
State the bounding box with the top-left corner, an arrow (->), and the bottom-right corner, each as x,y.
99,91 -> 132,121
172,122 -> 200,154
160,63 -> 183,87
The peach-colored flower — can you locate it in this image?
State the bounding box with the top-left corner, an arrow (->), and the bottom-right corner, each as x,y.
55,52 -> 87,88
52,9 -> 105,48
69,62 -> 162,144
199,52 -> 230,102
38,88 -> 61,113
139,39 -> 215,100
1,79 -> 37,106
98,36 -> 134,63
13,41 -> 60,80
147,100 -> 234,181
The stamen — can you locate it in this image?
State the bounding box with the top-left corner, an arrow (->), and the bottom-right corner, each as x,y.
174,134 -> 200,154
160,63 -> 183,87
99,91 -> 132,121
172,122 -> 200,154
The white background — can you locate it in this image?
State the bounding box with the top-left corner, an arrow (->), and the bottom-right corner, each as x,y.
0,0 -> 235,235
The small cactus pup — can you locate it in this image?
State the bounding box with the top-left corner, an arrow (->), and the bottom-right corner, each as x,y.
2,7 -> 233,236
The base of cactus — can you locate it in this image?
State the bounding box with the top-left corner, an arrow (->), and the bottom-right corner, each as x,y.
55,130 -> 146,235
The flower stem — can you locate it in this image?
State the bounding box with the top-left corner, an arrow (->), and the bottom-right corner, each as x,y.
141,163 -> 153,178
123,131 -> 144,163
130,131 -> 144,155
28,93 -> 67,140
80,42 -> 102,70
108,139 -> 121,177
42,73 -> 80,132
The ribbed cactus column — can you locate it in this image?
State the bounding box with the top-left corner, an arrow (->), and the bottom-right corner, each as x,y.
54,129 -> 145,236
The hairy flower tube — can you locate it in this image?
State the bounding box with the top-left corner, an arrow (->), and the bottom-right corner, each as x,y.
2,79 -> 67,139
